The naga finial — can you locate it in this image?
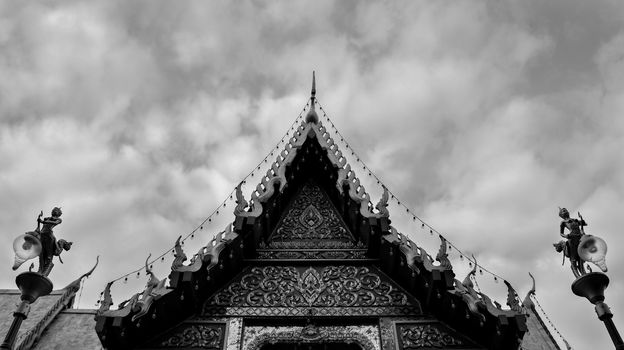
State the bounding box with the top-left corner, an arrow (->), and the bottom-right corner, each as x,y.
171,236 -> 187,270
145,254 -> 153,277
305,71 -> 319,123
504,280 -> 523,313
463,254 -> 478,287
98,281 -> 114,314
65,256 -> 99,293
234,182 -> 249,215
374,186 -> 390,216
132,253 -> 166,322
522,272 -> 537,309
435,236 -> 452,270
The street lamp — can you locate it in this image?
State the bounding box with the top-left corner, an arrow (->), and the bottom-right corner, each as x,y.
0,272 -> 53,349
1,208 -> 72,350
554,208 -> 623,349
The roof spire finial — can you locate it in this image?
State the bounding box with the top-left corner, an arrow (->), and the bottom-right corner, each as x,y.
305,71 -> 319,124
311,70 -> 316,99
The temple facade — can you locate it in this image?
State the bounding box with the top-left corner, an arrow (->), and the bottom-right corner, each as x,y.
0,79 -> 565,350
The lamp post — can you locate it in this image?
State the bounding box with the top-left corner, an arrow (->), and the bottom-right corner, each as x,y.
1,208 -> 71,350
571,272 -> 624,349
0,272 -> 53,349
555,208 -> 623,349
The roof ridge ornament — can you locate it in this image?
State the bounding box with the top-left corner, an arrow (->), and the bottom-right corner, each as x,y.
65,255 -> 99,293
522,272 -> 536,309
305,71 -> 319,124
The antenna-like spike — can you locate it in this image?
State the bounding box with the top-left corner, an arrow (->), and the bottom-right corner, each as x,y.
311,71 -> 316,98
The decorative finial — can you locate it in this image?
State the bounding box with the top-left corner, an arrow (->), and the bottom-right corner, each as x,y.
504,280 -> 523,313
463,255 -> 478,287
65,256 -> 99,292
171,236 -> 187,270
305,71 -> 319,124
311,70 -> 316,98
522,272 -> 537,309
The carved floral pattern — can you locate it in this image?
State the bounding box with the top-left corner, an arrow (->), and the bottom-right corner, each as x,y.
397,324 -> 464,349
265,240 -> 359,249
203,266 -> 421,316
152,323 -> 224,349
256,249 -> 368,260
269,182 -> 354,248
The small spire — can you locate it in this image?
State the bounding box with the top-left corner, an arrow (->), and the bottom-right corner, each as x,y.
311,71 -> 316,98
305,71 -> 319,123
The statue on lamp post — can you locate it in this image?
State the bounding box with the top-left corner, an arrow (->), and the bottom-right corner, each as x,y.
1,208 -> 73,350
554,208 -> 586,277
12,208 -> 72,276
553,207 -> 623,350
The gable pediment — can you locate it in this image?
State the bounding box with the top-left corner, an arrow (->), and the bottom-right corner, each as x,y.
268,181 -> 355,248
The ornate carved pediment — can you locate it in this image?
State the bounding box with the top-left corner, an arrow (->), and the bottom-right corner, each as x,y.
203,265 -> 421,317
141,321 -> 226,349
268,181 -> 355,248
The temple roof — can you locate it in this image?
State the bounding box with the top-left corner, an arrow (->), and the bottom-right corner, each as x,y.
95,75 -> 529,350
0,261 -> 98,350
520,273 -> 568,350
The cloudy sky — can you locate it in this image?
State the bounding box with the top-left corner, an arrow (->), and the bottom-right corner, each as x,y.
1,1 -> 624,349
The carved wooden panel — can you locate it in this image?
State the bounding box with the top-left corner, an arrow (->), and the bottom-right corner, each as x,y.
141,321 -> 225,349
203,265 -> 421,317
395,321 -> 481,349
268,182 -> 355,248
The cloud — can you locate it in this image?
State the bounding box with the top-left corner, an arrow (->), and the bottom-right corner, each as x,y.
1,1 -> 624,349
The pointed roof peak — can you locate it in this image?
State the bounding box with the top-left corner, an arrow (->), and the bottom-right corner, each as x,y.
305,71 -> 319,123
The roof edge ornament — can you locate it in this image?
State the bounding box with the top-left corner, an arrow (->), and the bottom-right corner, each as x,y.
504,280 -> 523,313
65,255 -> 99,293
523,272 -> 537,309
131,254 -> 167,322
305,71 -> 319,124
171,236 -> 187,270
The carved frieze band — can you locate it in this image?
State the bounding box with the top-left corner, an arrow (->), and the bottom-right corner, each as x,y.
203,265 -> 421,316
396,323 -> 466,349
204,306 -> 421,317
264,240 -> 362,249
144,322 -> 225,349
256,249 -> 368,260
